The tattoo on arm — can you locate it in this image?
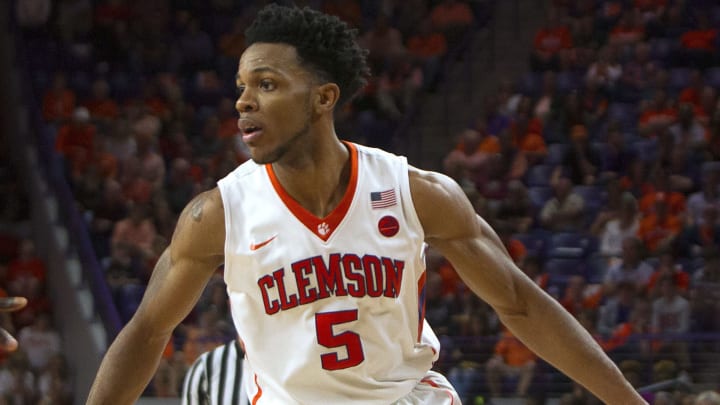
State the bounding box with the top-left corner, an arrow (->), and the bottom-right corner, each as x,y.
190,196 -> 205,222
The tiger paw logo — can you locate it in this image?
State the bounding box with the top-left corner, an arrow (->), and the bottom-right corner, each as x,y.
317,222 -> 330,236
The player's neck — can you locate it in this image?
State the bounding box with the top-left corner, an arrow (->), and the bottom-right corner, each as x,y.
271,134 -> 351,218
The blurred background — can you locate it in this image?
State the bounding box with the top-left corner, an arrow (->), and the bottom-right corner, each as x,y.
2,0 -> 720,404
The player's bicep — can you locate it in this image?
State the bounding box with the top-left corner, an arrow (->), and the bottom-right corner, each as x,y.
130,190 -> 225,335
410,168 -> 531,314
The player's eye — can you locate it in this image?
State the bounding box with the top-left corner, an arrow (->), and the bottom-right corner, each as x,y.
259,79 -> 276,91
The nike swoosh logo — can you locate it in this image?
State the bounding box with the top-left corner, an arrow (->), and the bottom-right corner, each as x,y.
249,235 -> 277,251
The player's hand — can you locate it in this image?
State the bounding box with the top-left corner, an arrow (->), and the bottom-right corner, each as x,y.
0,297 -> 27,351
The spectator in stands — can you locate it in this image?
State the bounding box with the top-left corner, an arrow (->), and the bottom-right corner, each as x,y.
679,13 -> 717,69
597,281 -> 639,336
111,202 -> 157,262
42,72 -> 76,123
531,8 -> 573,71
560,275 -> 602,317
677,205 -> 720,257
608,10 -> 645,46
359,14 -> 406,72
533,71 -> 560,125
123,129 -> 166,203
406,18 -> 447,89
539,169 -> 585,231
603,236 -> 654,294
602,299 -> 653,363
443,128 -> 497,184
592,192 -> 640,260
562,124 -> 601,185
686,168 -> 720,227
637,192 -> 683,254
663,143 -> 699,195
54,107 -> 96,178
36,354 -> 72,405
669,103 -> 708,151
638,168 -> 686,217
178,17 -> 215,74
586,45 -> 622,92
429,0 -> 474,45
479,130 -> 528,200
0,350 -> 36,403
165,158 -> 197,216
103,119 -> 136,167
651,276 -> 691,368
83,79 -> 119,125
495,180 -> 533,234
646,250 -> 690,299
6,239 -> 46,298
510,113 -> 547,165
619,42 -> 655,102
638,90 -> 677,137
485,330 -> 537,398
17,314 -> 60,372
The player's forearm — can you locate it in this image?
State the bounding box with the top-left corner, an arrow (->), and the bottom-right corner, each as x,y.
498,286 -> 647,404
87,320 -> 171,405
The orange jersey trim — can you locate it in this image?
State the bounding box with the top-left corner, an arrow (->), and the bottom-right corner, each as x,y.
266,142 -> 359,242
251,374 -> 263,405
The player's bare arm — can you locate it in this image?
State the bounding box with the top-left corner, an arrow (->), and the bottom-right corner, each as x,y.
408,167 -> 647,405
87,189 -> 226,405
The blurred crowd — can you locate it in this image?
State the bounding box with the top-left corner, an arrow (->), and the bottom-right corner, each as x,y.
8,0 -> 720,402
439,0 -> 720,402
14,0 -> 486,399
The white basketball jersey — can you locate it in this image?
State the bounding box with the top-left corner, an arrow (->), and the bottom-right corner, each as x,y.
217,143 -> 440,404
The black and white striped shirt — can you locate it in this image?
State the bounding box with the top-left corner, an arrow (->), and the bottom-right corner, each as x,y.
182,340 -> 249,405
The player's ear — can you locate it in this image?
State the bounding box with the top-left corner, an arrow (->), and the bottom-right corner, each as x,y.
314,83 -> 340,114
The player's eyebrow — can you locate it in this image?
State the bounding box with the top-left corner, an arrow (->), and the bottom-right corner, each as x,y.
236,66 -> 284,82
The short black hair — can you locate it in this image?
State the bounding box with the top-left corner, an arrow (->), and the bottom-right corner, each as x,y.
245,4 -> 371,106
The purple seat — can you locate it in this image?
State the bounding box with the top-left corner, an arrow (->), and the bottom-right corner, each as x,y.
525,164 -> 555,187
668,68 -> 693,93
546,232 -> 596,259
704,67 -> 720,89
544,257 -> 586,286
545,143 -> 568,165
528,186 -> 553,209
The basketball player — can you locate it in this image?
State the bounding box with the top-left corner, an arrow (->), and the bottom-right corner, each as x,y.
181,338 -> 249,405
0,296 -> 26,351
88,5 -> 646,404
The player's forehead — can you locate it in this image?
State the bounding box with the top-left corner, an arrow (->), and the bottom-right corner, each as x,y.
237,43 -> 305,80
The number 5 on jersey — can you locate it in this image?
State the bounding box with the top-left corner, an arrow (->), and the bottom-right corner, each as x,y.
315,310 -> 366,370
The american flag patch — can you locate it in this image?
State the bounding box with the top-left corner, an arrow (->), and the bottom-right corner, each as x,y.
370,189 -> 397,209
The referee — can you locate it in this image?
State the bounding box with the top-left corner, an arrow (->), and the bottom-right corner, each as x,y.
181,339 -> 249,405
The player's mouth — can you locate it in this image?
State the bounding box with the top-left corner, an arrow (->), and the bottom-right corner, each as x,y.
238,118 -> 264,144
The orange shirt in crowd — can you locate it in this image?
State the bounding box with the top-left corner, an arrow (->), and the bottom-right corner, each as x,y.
430,1 -> 474,30
637,213 -> 682,252
407,33 -> 448,59
514,132 -> 547,154
638,191 -> 686,216
42,89 -> 76,122
639,107 -> 677,130
455,136 -> 501,154
494,331 -> 537,366
681,29 -> 718,51
533,26 -> 573,55
84,98 -> 119,120
609,26 -> 645,44
646,270 -> 690,294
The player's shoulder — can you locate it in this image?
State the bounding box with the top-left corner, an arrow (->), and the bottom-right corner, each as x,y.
408,166 -> 478,240
171,188 -> 226,260
408,166 -> 464,203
